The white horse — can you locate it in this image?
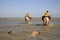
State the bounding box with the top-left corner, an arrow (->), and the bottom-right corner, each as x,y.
25,16 -> 31,24
42,16 -> 49,25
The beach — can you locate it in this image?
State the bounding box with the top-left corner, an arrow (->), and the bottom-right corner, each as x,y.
0,18 -> 60,40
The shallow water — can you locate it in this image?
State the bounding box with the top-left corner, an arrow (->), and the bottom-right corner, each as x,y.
0,20 -> 60,40
0,20 -> 60,26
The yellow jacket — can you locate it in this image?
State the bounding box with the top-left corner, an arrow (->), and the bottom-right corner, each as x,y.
44,12 -> 50,16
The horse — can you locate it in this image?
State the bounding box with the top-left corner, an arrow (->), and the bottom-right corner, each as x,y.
42,16 -> 50,25
25,16 -> 31,24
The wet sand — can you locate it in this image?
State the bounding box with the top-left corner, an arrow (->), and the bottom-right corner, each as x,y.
0,24 -> 60,40
0,18 -> 60,40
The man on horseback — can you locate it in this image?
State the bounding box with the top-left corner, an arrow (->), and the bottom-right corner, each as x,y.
42,11 -> 51,21
42,11 -> 51,25
25,13 -> 31,20
25,13 -> 32,24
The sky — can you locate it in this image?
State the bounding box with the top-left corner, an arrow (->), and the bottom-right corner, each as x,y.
0,0 -> 60,18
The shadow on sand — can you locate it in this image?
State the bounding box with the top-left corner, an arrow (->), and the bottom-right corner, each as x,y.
36,24 -> 43,26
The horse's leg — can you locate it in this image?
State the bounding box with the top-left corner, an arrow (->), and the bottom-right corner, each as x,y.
28,19 -> 30,24
26,19 -> 30,24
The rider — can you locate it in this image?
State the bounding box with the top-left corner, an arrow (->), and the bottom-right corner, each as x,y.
42,11 -> 51,20
25,13 -> 32,19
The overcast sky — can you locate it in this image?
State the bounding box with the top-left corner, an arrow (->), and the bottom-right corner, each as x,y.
0,0 -> 60,18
